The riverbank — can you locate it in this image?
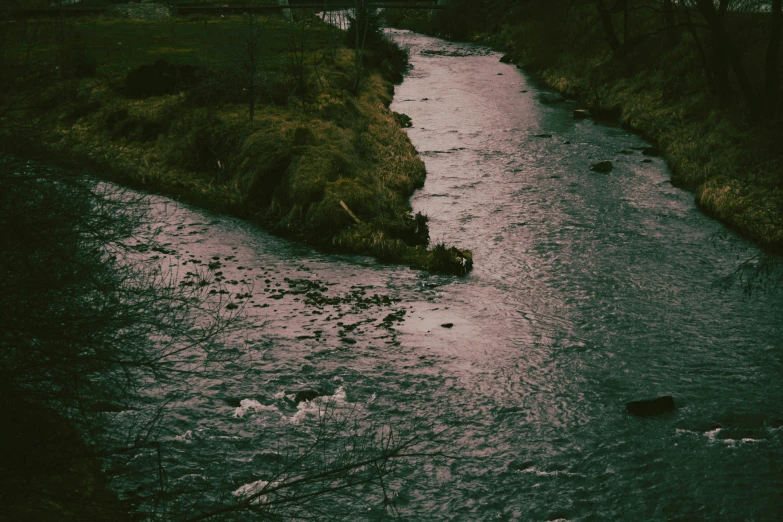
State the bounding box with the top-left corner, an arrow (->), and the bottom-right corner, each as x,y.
0,11 -> 472,274
384,4 -> 783,251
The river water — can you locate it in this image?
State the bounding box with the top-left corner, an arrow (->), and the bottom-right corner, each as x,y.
111,30 -> 783,520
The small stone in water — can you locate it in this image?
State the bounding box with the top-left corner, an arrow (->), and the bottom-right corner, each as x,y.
591,160 -> 613,173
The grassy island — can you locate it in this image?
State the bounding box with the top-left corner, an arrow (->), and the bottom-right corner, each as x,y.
0,5 -> 473,274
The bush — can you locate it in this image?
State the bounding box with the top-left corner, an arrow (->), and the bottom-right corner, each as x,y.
430,0 -> 488,40
168,113 -> 243,173
124,59 -> 206,99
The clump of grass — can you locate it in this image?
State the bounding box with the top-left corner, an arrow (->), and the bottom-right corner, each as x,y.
422,243 -> 474,275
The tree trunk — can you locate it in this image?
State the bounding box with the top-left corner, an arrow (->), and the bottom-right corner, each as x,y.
663,0 -> 678,44
595,0 -> 621,52
696,0 -> 759,118
624,0 -> 630,47
247,11 -> 256,122
684,7 -> 716,94
766,0 -> 782,118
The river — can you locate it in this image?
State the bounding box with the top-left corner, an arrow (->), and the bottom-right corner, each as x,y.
110,30 -> 783,521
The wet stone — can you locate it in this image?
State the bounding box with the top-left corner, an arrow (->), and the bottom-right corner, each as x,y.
294,390 -> 320,404
591,160 -> 613,173
625,396 -> 676,416
573,109 -> 590,119
508,460 -> 534,472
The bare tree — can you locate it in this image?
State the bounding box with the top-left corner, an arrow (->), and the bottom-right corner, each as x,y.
766,0 -> 782,117
0,160 -> 241,415
247,9 -> 261,121
595,0 -> 622,51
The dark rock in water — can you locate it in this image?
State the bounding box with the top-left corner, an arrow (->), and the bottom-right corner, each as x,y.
642,147 -> 660,156
508,459 -> 534,471
642,159 -> 653,163
294,390 -> 320,404
534,133 -> 553,138
563,140 -> 571,145
440,322 -> 454,328
497,73 -> 504,75
591,160 -> 613,173
626,396 -> 676,416
499,53 -> 514,63
393,111 -> 413,128
573,109 -> 590,120
498,405 -> 524,415
617,149 -> 634,155
223,397 -> 242,408
341,337 -> 357,344
546,510 -> 571,521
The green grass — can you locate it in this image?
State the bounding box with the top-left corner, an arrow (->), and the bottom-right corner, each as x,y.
5,16 -> 330,75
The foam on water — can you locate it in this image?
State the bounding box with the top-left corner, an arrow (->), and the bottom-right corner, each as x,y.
289,386 -> 349,424
233,479 -> 279,504
676,428 -> 764,447
233,399 -> 283,419
173,430 -> 194,443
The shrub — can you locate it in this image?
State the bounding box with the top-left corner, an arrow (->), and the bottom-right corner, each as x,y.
124,59 -> 206,99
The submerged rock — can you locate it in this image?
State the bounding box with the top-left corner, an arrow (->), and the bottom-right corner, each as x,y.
626,396 -> 676,416
294,390 -> 320,404
508,459 -> 534,471
440,322 -> 454,328
590,160 -> 613,173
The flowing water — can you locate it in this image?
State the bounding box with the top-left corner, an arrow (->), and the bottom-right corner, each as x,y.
108,30 -> 783,520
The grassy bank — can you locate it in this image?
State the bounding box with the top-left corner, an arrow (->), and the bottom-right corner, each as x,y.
0,10 -> 472,274
385,2 -> 783,251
